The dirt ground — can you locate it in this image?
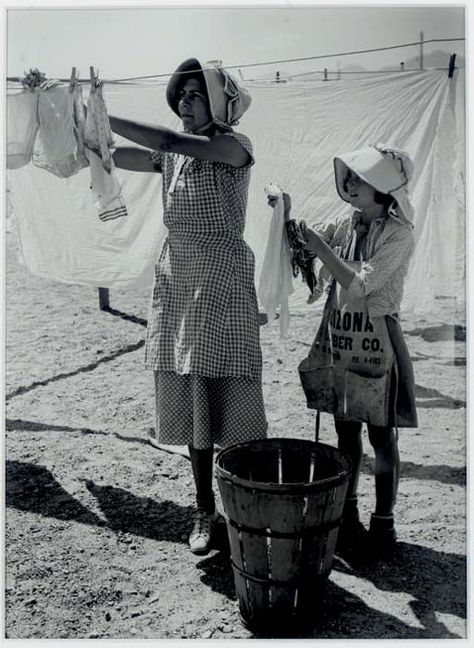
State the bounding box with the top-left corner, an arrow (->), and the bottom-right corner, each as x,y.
4,231 -> 468,640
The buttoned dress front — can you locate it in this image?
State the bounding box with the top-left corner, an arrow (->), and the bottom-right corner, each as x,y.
145,131 -> 268,449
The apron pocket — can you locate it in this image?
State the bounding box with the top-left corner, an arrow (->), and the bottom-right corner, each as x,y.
298,359 -> 336,413
343,369 -> 391,426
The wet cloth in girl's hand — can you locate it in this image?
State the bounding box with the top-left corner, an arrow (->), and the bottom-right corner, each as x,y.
258,183 -> 294,336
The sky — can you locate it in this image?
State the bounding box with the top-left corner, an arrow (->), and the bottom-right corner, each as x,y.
5,1 -> 466,83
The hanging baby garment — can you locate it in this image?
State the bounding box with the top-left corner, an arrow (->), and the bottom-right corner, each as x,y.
84,83 -> 114,172
72,83 -> 87,163
33,85 -> 88,178
84,83 -> 128,220
7,91 -> 40,170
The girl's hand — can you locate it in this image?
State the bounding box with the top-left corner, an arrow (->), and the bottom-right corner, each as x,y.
267,195 -> 279,208
303,226 -> 322,255
267,191 -> 292,213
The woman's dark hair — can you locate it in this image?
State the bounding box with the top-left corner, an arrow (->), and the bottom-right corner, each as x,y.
177,69 -> 224,133
177,69 -> 208,101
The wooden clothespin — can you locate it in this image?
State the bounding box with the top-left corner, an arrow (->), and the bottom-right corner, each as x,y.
69,67 -> 77,93
89,66 -> 99,94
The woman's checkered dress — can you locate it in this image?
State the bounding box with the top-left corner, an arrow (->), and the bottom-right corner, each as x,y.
146,132 -> 267,449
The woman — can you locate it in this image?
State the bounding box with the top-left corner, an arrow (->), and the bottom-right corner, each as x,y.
105,58 -> 267,554
270,144 -> 418,559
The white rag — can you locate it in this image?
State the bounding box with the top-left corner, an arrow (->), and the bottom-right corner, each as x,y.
258,182 -> 294,336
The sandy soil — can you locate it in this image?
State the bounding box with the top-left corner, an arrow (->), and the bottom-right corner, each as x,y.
5,232 -> 467,640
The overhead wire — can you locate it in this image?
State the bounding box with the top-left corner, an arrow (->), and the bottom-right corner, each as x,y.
6,36 -> 465,86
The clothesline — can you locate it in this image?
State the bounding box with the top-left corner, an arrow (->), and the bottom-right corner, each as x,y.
6,66 -> 463,91
6,36 -> 464,85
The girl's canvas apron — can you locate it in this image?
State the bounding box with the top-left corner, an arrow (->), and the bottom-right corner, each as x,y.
299,232 -> 395,427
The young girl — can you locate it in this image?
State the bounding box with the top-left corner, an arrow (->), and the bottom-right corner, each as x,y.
270,144 -> 418,558
102,58 -> 267,554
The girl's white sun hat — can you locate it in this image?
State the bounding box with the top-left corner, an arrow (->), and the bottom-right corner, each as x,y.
334,143 -> 415,227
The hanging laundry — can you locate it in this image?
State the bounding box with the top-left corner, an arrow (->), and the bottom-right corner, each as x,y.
33,84 -> 88,178
7,91 -> 40,170
86,150 -> 128,221
84,82 -> 114,172
84,81 -> 128,220
72,83 -> 87,162
258,182 -> 294,336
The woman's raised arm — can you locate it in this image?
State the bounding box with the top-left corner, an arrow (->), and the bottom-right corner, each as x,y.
109,116 -> 250,168
111,146 -> 159,172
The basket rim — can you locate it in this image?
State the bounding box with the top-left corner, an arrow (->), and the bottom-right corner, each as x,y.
215,438 -> 352,493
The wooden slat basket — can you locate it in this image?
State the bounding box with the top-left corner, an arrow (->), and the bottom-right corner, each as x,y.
215,438 -> 351,635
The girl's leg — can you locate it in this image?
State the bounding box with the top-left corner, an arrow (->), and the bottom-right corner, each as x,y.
188,444 -> 218,554
367,425 -> 399,516
334,418 -> 363,501
367,424 -> 399,550
334,419 -> 365,549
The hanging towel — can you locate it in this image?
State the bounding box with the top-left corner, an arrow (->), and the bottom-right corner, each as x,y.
84,83 -> 128,220
7,91 -> 40,170
33,85 -> 88,178
86,149 -> 128,221
258,182 -> 294,336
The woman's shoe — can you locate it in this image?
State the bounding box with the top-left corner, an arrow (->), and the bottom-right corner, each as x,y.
188,509 -> 219,555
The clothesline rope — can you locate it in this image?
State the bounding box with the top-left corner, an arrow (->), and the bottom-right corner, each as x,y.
6,36 -> 464,85
5,67 -> 465,90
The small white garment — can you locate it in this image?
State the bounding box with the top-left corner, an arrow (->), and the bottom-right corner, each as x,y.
72,83 -> 87,162
86,150 -> 128,221
33,85 -> 88,178
258,182 -> 294,336
84,84 -> 114,172
84,83 -> 127,220
7,91 -> 40,169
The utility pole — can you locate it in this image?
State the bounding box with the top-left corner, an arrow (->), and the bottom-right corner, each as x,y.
420,31 -> 424,70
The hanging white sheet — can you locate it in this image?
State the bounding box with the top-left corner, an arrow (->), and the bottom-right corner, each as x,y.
7,71 -> 465,315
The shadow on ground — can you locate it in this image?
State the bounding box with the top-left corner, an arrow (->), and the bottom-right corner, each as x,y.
5,460 -> 195,544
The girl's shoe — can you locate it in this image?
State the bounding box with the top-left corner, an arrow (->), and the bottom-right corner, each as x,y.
366,514 -> 397,560
336,496 -> 367,552
189,509 -> 219,555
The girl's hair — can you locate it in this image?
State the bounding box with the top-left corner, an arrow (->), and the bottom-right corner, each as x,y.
374,190 -> 397,212
343,169 -> 397,213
